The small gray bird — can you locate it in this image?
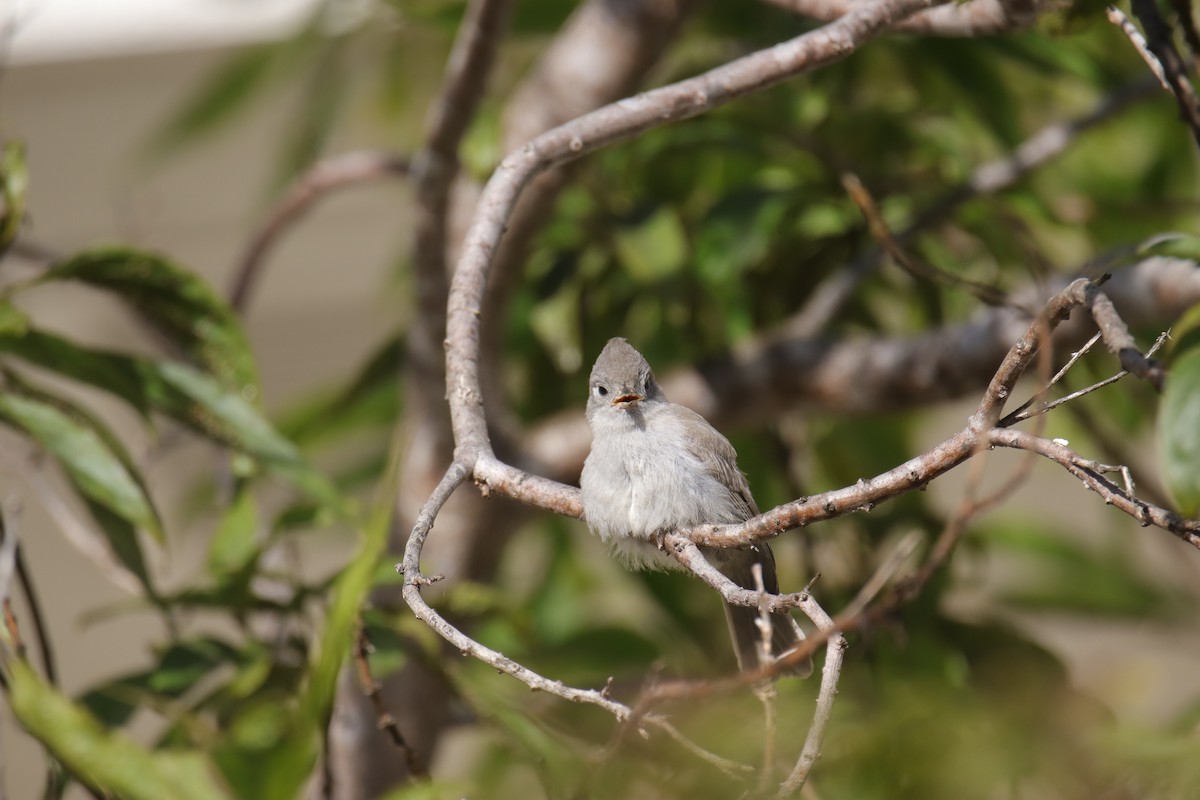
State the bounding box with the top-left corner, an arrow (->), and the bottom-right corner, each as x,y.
580,337 -> 811,676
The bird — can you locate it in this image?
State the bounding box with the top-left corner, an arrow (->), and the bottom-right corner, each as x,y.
579,337 -> 811,676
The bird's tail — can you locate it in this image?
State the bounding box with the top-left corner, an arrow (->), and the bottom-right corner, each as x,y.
710,543 -> 813,678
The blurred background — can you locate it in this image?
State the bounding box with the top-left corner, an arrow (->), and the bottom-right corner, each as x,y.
4,0 -> 1200,798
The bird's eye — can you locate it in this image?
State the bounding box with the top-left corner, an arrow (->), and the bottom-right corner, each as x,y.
594,385 -> 608,398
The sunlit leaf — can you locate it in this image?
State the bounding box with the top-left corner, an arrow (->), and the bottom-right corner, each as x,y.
6,659 -> 227,800
1159,348 -> 1200,515
208,487 -> 259,579
614,208 -> 687,283
0,140 -> 28,252
0,325 -> 341,510
0,382 -> 162,543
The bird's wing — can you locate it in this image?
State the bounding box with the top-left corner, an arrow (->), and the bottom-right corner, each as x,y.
670,404 -> 760,520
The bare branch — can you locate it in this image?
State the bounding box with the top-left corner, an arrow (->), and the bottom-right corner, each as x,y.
228,151 -> 411,313
1117,0 -> 1200,151
397,463 -> 754,773
523,254 -> 1198,486
407,0 -> 513,461
352,624 -> 427,779
399,461 -> 625,709
1107,6 -> 1171,90
764,0 -> 1055,36
1004,330 -> 1169,425
989,428 -> 1200,549
777,595 -> 845,797
447,0 -> 946,465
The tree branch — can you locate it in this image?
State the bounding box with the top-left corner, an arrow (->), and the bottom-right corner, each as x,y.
446,0 -> 946,468
789,75 -> 1157,337
228,151 -> 411,313
764,0 -> 1054,35
407,0 -> 513,462
1115,0 -> 1200,152
522,255 -> 1199,479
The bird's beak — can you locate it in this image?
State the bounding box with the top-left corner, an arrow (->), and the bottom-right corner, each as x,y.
613,393 -> 643,406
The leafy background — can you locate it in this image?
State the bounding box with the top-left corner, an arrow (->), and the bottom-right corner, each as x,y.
4,0 -> 1200,798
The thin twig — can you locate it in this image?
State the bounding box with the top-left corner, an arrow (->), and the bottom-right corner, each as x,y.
841,173 -> 1011,307
398,463 -> 748,772
776,597 -> 844,797
788,77 -> 1156,337
1003,329 -> 1169,425
1002,330 -> 1102,422
352,623 -> 427,779
228,151 -> 411,313
990,428 -> 1200,548
751,563 -> 778,789
1107,6 -> 1171,90
838,531 -> 921,620
1121,0 -> 1200,151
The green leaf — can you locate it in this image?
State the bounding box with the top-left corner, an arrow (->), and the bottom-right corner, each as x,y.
241,435 -> 401,800
0,383 -> 162,547
1164,302 -> 1200,361
278,334 -> 402,448
1134,232 -> 1200,264
37,248 -> 259,393
614,208 -> 688,283
0,140 -> 28,253
0,327 -> 156,418
208,488 -> 259,579
150,44 -> 291,156
0,323 -> 343,511
986,523 -> 1186,617
82,638 -> 244,728
1159,348 -> 1200,515
6,659 -> 227,800
150,361 -> 343,511
0,300 -> 28,337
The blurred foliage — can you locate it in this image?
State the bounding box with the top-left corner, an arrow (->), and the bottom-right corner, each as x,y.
3,0 -> 1200,798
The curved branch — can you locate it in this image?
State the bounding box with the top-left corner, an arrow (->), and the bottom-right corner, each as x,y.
446,0 -> 946,466
397,461 -> 749,774
228,151 -> 411,313
407,0 -> 513,462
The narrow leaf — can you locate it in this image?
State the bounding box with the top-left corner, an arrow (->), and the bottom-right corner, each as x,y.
6,659 -> 227,800
150,44 -> 288,157
0,326 -> 342,511
0,326 -> 154,418
0,385 -> 163,542
208,488 -> 259,579
0,140 -> 28,252
1159,348 -> 1200,516
38,248 -> 259,392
